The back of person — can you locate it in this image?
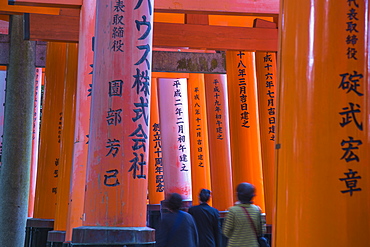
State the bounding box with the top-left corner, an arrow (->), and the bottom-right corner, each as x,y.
157,210 -> 199,247
155,193 -> 199,247
222,183 -> 264,247
189,203 -> 220,247
188,189 -> 220,247
222,203 -> 261,247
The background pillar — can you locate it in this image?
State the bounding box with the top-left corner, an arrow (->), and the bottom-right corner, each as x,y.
255,51 -> 277,225
204,74 -> 233,212
157,78 -> 193,202
47,43 -> 78,245
28,68 -> 43,218
187,73 -> 212,205
226,51 -> 266,211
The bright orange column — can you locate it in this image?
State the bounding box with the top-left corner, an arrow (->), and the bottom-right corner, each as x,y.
275,0 -> 370,246
204,74 -> 233,211
28,68 -> 43,218
187,73 -> 212,205
255,51 -> 277,225
34,42 -> 67,219
53,43 -> 78,233
65,0 -> 96,242
226,51 -> 266,211
157,78 -> 193,200
81,0 -> 154,233
148,77 -> 164,204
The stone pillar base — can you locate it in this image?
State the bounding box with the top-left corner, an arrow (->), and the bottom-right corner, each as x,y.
71,226 -> 155,246
47,230 -> 66,247
24,218 -> 54,247
147,204 -> 160,230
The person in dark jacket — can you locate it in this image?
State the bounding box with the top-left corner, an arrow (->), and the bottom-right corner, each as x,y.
155,193 -> 199,247
188,189 -> 221,247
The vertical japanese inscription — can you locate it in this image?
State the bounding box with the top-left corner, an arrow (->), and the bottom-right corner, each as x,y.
173,80 -> 189,172
193,87 -> 204,167
338,0 -> 363,196
235,51 -> 250,128
128,0 -> 152,179
263,52 -> 276,141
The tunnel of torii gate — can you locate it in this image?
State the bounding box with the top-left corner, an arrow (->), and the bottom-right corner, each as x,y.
0,0 -> 369,246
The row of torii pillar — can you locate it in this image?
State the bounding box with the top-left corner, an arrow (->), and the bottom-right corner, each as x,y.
0,0 -> 369,246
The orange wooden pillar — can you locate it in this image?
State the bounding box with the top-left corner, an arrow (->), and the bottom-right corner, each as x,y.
27,42 -> 67,244
33,42 -> 67,220
72,0 -> 155,244
28,68 -> 43,218
275,0 -> 370,246
147,77 -> 164,229
65,0 -> 96,242
157,78 -> 193,202
148,77 -> 164,204
187,73 -> 212,205
255,52 -> 277,225
47,43 -> 78,244
204,74 -> 233,212
226,51 -> 266,211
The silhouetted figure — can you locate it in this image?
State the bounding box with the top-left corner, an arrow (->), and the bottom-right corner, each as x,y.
222,183 -> 265,247
188,189 -> 221,247
155,193 -> 199,247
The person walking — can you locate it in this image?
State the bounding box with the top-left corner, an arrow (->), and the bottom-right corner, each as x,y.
188,189 -> 221,247
155,193 -> 199,247
222,183 -> 265,247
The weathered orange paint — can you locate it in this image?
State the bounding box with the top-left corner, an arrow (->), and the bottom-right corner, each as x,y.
83,0 -> 153,227
65,0 -> 95,241
208,15 -> 273,27
187,73 -> 212,206
152,72 -> 189,78
0,0 -> 59,14
204,74 -> 233,211
226,51 -> 265,212
33,42 -> 67,219
28,68 -> 42,218
148,77 -> 164,204
54,43 -> 78,231
255,51 -> 276,225
275,0 -> 370,246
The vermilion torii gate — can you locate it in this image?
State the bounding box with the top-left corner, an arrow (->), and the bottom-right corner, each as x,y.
1,0 -> 369,246
1,1 -> 278,246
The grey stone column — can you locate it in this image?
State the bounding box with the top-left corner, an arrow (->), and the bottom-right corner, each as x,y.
0,15 -> 36,246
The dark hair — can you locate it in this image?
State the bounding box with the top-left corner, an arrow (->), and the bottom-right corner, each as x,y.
166,193 -> 183,211
199,189 -> 211,203
236,183 -> 255,204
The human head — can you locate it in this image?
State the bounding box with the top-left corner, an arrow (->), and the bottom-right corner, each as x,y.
166,193 -> 183,211
199,189 -> 211,203
236,183 -> 255,204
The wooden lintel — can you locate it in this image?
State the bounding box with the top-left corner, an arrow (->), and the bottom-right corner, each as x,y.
0,34 -> 226,72
153,22 -> 278,51
24,12 -> 79,43
8,0 -> 82,8
25,13 -> 277,51
10,0 -> 279,16
155,0 -> 279,16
